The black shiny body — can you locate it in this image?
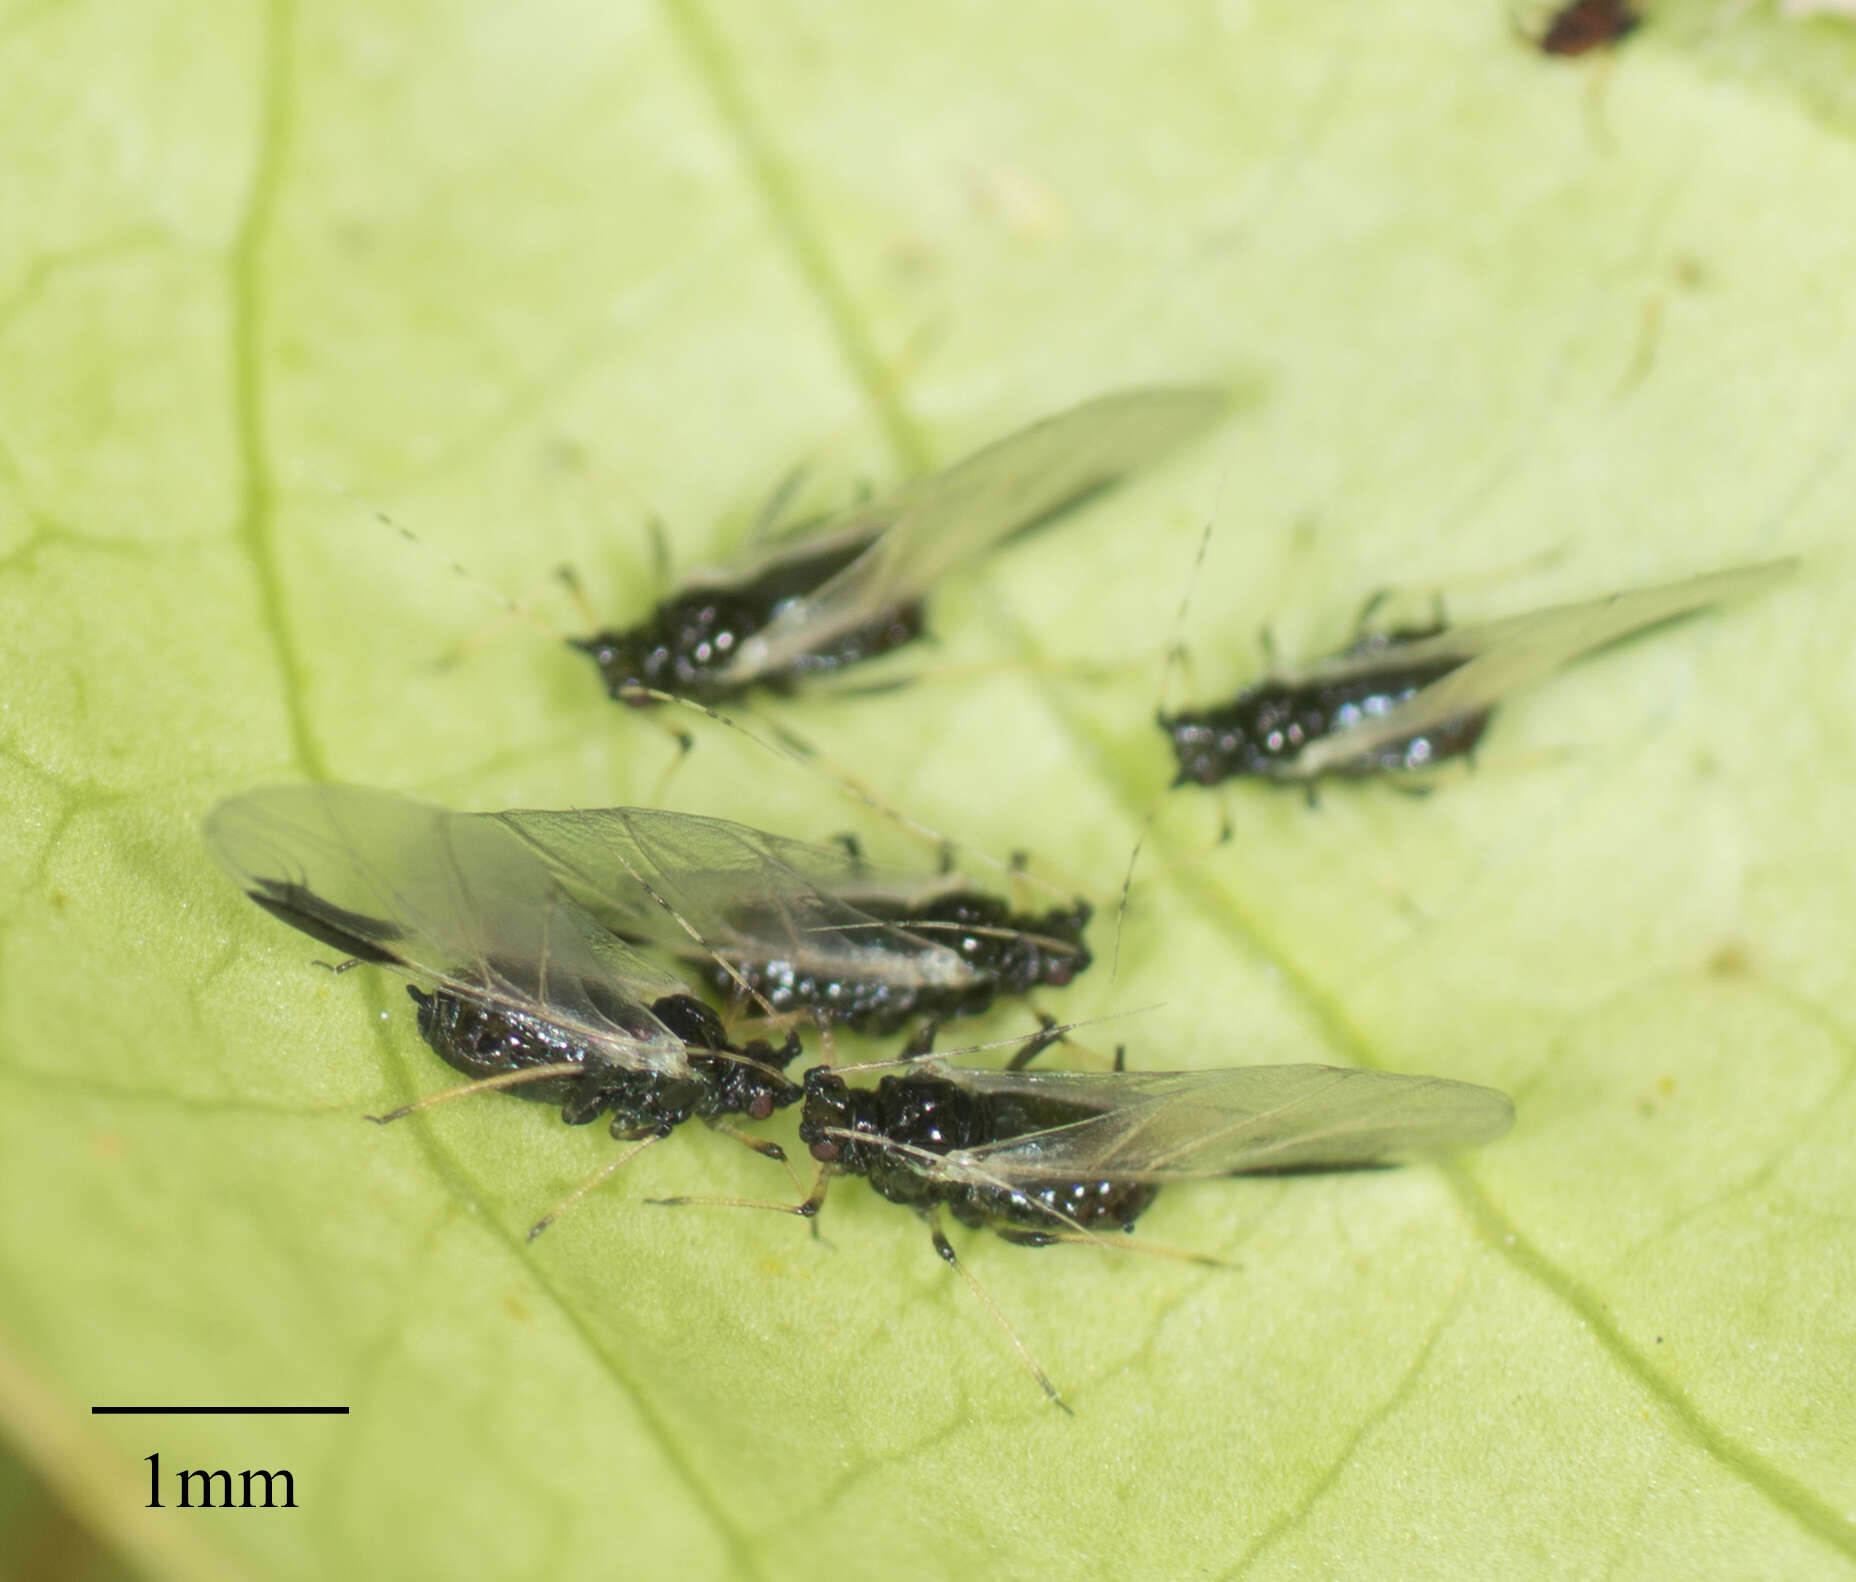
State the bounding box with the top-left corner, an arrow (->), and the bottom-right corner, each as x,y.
1160,628 -> 1490,786
571,539 -> 925,704
704,893 -> 1094,1035
410,987 -> 802,1136
799,1067 -> 1157,1246
1536,0 -> 1640,55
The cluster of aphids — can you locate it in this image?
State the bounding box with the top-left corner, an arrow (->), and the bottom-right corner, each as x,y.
206,383 -> 1790,1408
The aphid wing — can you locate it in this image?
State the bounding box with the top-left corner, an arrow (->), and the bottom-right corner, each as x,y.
724,385 -> 1227,681
675,512 -> 896,595
1288,558 -> 1795,777
942,1065 -> 1513,1182
204,786 -> 693,1075
496,808 -> 976,989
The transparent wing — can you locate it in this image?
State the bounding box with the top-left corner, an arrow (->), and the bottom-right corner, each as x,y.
1286,559 -> 1795,778
924,1063 -> 1513,1183
493,806 -> 978,991
203,785 -> 695,1074
722,385 -> 1228,682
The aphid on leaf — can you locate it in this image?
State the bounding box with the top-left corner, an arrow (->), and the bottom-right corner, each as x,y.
571,385 -> 1226,705
494,805 -> 1092,1035
1159,559 -> 1794,790
1528,0 -> 1641,56
202,785 -> 804,1224
757,1036 -> 1513,1407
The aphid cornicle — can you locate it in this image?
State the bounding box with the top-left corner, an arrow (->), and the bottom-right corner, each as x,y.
493,805 -> 1092,1034
571,385 -> 1227,705
201,785 -> 804,1143
1160,559 -> 1795,790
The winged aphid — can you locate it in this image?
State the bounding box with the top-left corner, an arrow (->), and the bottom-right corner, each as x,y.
795,1048 -> 1514,1248
202,785 -> 804,1150
571,385 -> 1227,705
692,1031 -> 1513,1406
493,805 -> 1093,1034
1159,559 -> 1794,789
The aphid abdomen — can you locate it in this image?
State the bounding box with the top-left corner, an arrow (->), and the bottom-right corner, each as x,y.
966,1178 -> 1162,1245
408,985 -> 611,1120
409,986 -> 711,1132
896,893 -> 1095,998
1161,655 -> 1481,784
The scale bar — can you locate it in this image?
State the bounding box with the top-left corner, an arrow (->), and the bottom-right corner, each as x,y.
92,1406 -> 349,1416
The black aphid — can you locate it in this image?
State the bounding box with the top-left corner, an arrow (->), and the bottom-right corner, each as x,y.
495,806 -> 1092,1034
796,1052 -> 1514,1248
203,786 -> 803,1145
1160,559 -> 1793,789
571,385 -> 1226,705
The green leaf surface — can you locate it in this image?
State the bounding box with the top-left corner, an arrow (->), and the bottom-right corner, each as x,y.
4,2 -> 1854,1578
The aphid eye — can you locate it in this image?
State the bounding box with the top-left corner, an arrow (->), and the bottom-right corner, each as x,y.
809,1138 -> 843,1163
749,1094 -> 775,1121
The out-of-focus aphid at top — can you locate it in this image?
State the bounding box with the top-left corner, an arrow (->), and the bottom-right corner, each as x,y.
572,385 -> 1227,706
1160,559 -> 1794,791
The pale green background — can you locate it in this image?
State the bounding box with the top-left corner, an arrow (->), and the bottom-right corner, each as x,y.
2,2 -> 1854,1579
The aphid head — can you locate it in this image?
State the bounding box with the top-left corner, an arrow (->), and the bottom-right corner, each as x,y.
567,630 -> 666,707
798,1068 -> 877,1166
1158,694 -> 1303,786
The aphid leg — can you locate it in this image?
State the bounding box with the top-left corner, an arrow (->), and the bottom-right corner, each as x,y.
645,726 -> 697,807
997,1226 -> 1231,1272
898,1020 -> 941,1061
925,1207 -> 1070,1415
744,461 -> 810,543
364,1062 -> 588,1124
648,1162 -> 833,1219
313,956 -> 364,974
644,514 -> 673,595
1004,1015 -> 1065,1072
1351,587 -> 1393,639
701,1116 -> 805,1199
553,564 -> 601,631
527,1132 -> 667,1241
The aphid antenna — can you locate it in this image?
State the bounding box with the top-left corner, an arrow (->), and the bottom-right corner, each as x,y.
815,919 -> 1088,960
681,1044 -> 806,1090
1112,514 -> 1230,980
924,1205 -> 1070,1415
296,464 -> 577,644
527,1133 -> 665,1241
648,1161 -> 833,1219
813,1126 -> 1120,1250
610,680 -> 1085,908
363,1061 -> 590,1124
